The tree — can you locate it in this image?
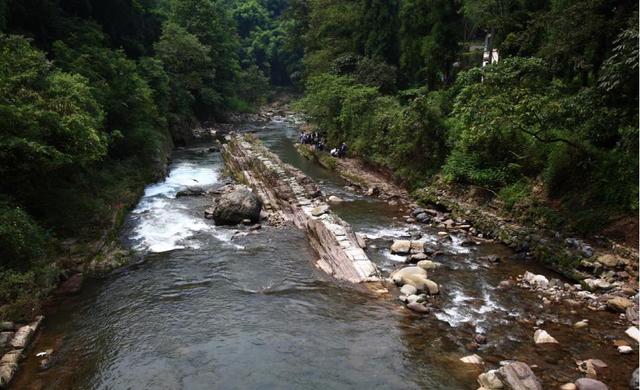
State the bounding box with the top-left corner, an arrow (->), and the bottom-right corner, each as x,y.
0,34 -> 106,180
170,0 -> 241,109
155,21 -> 215,127
356,0 -> 399,65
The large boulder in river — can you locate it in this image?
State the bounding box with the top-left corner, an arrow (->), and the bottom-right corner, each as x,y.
208,185 -> 262,225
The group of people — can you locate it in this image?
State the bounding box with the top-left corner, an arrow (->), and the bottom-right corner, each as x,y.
298,131 -> 348,158
299,131 -> 325,150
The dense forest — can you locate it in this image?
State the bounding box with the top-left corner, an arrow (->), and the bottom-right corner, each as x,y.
0,0 -> 638,318
294,0 -> 638,231
0,0 -> 300,318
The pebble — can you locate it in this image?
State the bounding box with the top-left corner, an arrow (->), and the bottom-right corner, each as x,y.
560,384 -> 577,390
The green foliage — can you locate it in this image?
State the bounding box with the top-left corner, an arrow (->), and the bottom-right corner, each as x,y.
444,58 -> 557,186
498,180 -> 532,210
0,34 -> 107,177
0,200 -> 49,271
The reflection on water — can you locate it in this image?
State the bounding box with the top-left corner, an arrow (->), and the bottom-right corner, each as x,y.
13,119 -> 638,390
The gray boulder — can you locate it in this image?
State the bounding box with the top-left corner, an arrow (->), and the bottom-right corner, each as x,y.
176,186 -> 205,197
631,368 -> 639,390
496,361 -> 543,390
208,185 -> 262,225
575,378 -> 608,390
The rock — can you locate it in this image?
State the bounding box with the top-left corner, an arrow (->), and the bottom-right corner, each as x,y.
209,185 -> 262,225
625,326 -> 640,342
477,370 -> 504,389
310,204 -> 330,217
409,253 -> 428,262
0,322 -> 14,332
465,342 -> 479,351
411,207 -> 425,216
176,186 -> 205,197
366,187 -> 380,196
460,354 -> 483,364
0,363 -> 17,388
400,284 -> 418,296
533,329 -> 558,344
575,378 -> 608,390
460,239 -> 477,247
481,255 -> 501,263
498,280 -> 513,289
561,384 -> 578,390
391,240 -> 412,255
416,260 -> 440,271
355,233 -> 367,249
0,350 -> 22,365
0,332 -> 13,348
415,212 -> 430,223
574,319 -> 589,329
496,361 -> 542,390
582,278 -> 612,291
523,271 -> 549,289
57,273 -> 83,295
474,334 -> 488,344
618,345 -> 633,354
404,294 -> 424,304
327,195 -> 343,203
10,325 -> 34,349
607,296 -> 634,313
578,359 -> 608,378
437,231 -> 448,237
410,241 -> 425,253
597,254 -> 623,268
423,279 -> 440,295
396,274 -> 427,291
391,266 -> 428,283
630,368 -> 639,390
406,302 -> 429,313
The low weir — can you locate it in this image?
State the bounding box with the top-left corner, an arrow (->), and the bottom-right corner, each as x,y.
222,133 -> 383,286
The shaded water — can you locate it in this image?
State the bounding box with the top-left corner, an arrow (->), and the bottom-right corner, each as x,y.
13,118 -> 638,389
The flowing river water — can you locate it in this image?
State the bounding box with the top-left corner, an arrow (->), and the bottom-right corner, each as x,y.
12,116 -> 638,389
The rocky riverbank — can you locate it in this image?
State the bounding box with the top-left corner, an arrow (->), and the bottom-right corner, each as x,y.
269,106 -> 639,389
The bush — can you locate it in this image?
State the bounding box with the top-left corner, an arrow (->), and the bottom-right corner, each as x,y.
0,200 -> 49,272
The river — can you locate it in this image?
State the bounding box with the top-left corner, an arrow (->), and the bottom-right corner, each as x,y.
12,116 -> 637,389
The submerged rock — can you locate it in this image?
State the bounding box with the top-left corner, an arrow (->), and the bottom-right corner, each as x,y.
176,186 -> 205,197
406,302 -> 429,313
208,185 -> 262,225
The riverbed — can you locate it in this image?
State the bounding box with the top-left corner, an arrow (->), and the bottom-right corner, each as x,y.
12,116 -> 638,389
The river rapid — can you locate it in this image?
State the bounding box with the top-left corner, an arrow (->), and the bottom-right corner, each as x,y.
12,116 -> 638,389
